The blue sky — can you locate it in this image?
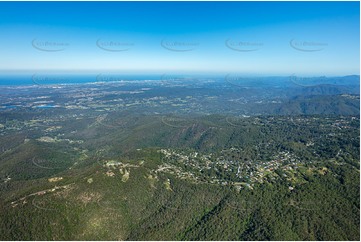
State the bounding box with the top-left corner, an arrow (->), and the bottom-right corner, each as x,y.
0,1 -> 359,76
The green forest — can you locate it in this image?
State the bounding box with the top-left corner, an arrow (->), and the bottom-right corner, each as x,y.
0,114 -> 359,240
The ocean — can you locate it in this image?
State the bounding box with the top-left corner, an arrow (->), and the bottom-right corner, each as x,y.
0,74 -> 165,86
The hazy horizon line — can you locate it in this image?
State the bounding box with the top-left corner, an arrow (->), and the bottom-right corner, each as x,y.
0,70 -> 359,78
